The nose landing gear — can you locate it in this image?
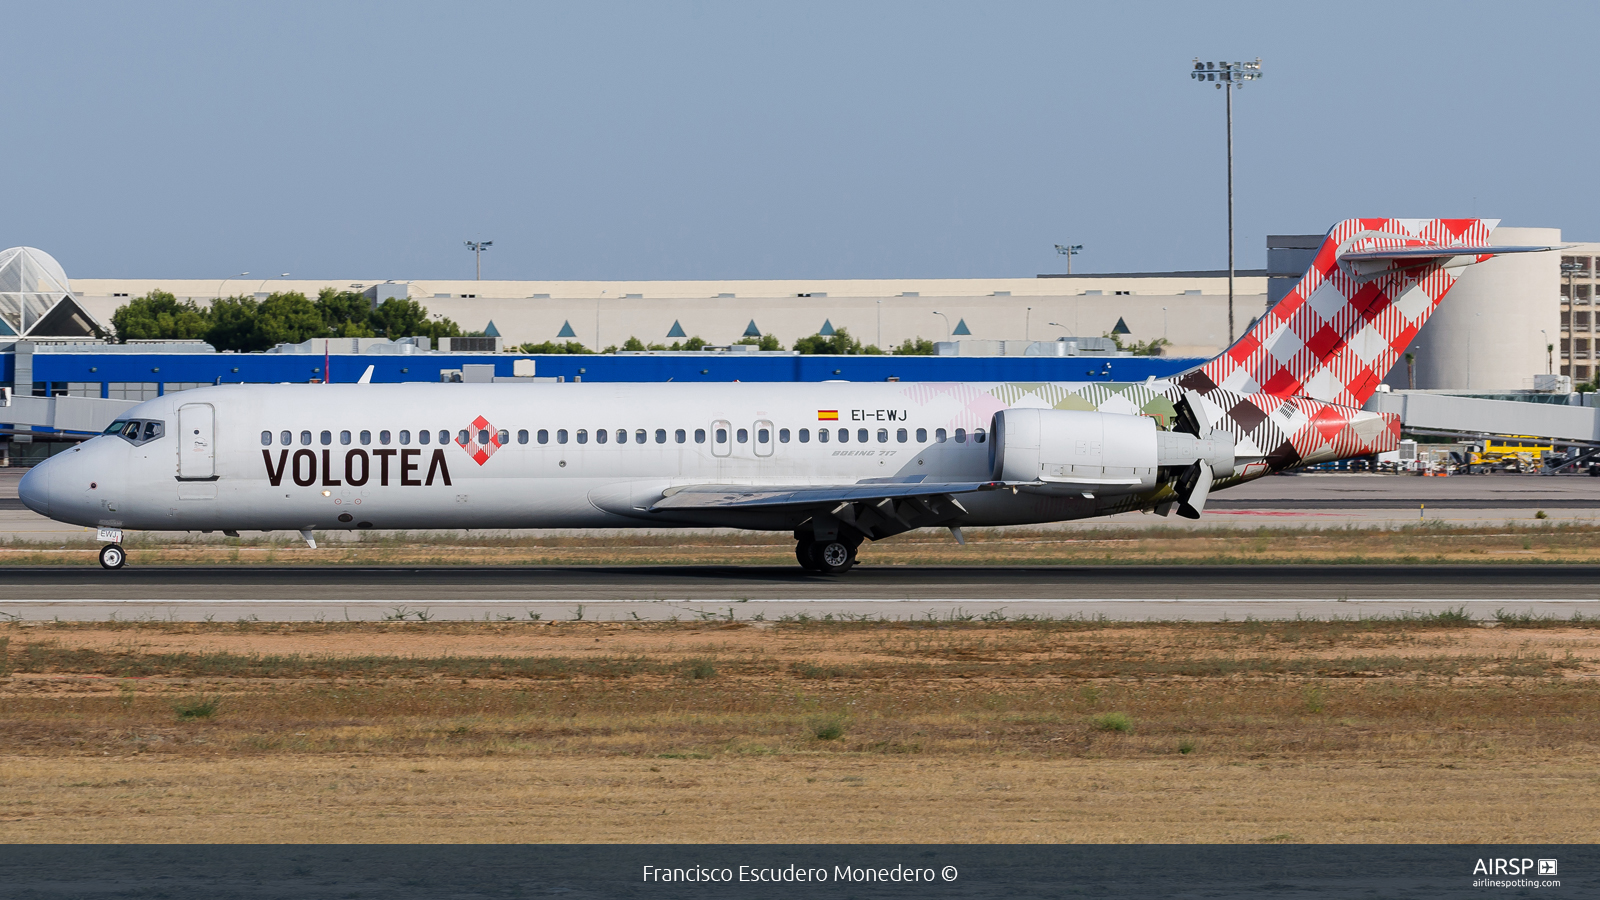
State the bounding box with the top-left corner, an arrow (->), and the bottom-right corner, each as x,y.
98,543 -> 126,569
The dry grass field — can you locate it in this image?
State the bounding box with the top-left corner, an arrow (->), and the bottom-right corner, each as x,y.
3,520 -> 1600,567
3,612 -> 1599,843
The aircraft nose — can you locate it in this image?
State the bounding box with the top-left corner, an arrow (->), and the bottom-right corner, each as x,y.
17,460 -> 50,517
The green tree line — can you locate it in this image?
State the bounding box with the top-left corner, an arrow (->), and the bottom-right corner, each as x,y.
111,289 -> 463,353
515,327 -> 937,356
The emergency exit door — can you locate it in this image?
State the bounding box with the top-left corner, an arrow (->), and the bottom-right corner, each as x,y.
178,403 -> 215,479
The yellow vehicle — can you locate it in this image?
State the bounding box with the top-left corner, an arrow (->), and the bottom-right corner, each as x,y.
1463,437 -> 1556,472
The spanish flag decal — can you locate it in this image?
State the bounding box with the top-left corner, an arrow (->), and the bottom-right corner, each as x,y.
817,410 -> 839,421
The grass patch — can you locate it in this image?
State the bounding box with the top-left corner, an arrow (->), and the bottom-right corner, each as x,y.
682,659 -> 718,680
810,716 -> 848,741
171,695 -> 221,720
1091,712 -> 1133,733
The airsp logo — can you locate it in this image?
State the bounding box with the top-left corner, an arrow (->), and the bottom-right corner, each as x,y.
1472,858 -> 1554,876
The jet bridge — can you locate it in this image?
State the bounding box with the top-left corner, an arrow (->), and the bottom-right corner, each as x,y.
1363,390 -> 1600,446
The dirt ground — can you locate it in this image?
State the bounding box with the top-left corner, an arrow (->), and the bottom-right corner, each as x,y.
4,520 -> 1600,567
2,617 -> 1598,843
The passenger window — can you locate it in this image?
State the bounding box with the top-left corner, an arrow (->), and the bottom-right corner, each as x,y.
380,430 -> 391,445
975,428 -> 987,444
517,429 -> 529,445
281,431 -> 292,446
737,428 -> 749,443
655,428 -> 666,444
438,430 -> 449,445
858,428 -> 869,443
819,428 -> 829,443
916,428 -> 927,442
321,430 -> 332,445
300,430 -> 312,446
694,428 -> 706,444
399,430 -> 411,445
675,429 -> 686,443
419,430 -> 431,445
955,428 -> 967,443
779,428 -> 790,443
340,430 -> 352,445
758,428 -> 770,443
596,429 -> 608,444
260,431 -> 271,446
639,429 -> 650,444
459,429 -> 471,445
715,428 -> 728,443
476,429 -> 490,445
534,429 -> 546,444
839,428 -> 850,443
360,430 -> 371,445
557,429 -> 568,444
876,428 -> 888,443
497,429 -> 508,445
618,429 -> 628,444
799,428 -> 810,443
936,428 -> 947,442
897,428 -> 908,443
577,429 -> 588,444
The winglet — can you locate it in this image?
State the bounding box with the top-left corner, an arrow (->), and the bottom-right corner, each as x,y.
357,365 -> 375,384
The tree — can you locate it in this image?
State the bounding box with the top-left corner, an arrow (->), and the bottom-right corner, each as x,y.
620,336 -> 670,351
204,296 -> 268,352
735,334 -> 783,351
1104,332 -> 1169,356
110,290 -> 209,342
793,327 -> 880,355
893,337 -> 936,355
368,297 -> 462,341
516,340 -> 592,354
316,289 -> 376,338
254,292 -> 326,346
671,336 -> 708,351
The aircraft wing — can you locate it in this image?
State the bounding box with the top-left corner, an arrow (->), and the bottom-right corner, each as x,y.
649,480 -> 1009,511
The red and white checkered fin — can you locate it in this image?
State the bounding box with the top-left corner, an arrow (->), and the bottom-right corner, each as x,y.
1188,218 -> 1499,408
455,415 -> 503,466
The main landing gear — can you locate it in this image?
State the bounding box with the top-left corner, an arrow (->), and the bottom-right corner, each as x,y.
98,544 -> 126,569
795,535 -> 861,575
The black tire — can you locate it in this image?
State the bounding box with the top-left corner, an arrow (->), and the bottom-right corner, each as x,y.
795,539 -> 819,570
809,539 -> 854,575
99,544 -> 126,570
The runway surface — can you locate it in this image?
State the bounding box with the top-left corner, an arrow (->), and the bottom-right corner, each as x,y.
3,564 -> 1598,622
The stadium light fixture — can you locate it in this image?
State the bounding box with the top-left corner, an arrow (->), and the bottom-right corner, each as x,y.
217,271 -> 248,299
1054,244 -> 1082,275
465,240 -> 494,280
1189,57 -> 1262,345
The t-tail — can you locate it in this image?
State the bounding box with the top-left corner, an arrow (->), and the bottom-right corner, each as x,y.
1172,218 -> 1559,474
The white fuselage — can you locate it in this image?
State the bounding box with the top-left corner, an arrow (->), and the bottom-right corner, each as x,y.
20,380 -> 1224,535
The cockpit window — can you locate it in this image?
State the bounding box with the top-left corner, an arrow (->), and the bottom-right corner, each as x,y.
111,418 -> 166,446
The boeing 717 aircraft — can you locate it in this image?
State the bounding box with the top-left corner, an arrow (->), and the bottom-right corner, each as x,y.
18,218 -> 1553,571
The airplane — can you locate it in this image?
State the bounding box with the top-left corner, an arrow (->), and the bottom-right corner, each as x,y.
17,218 -> 1555,571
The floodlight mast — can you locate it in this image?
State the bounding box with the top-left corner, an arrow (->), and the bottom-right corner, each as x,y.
1190,57 -> 1262,344
1054,243 -> 1083,275
465,240 -> 493,280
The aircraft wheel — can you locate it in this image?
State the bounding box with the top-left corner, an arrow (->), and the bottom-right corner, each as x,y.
99,544 -> 127,570
795,539 -> 820,571
810,539 -> 854,575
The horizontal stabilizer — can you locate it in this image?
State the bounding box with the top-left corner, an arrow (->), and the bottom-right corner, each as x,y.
1339,244 -> 1559,262
651,480 -> 1007,511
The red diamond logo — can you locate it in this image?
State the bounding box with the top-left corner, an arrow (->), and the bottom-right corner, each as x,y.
456,414 -> 502,466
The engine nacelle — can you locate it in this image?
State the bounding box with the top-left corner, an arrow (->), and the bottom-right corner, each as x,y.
990,408 -> 1235,490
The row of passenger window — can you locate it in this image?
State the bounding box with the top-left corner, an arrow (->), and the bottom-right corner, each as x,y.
261,426 -> 988,448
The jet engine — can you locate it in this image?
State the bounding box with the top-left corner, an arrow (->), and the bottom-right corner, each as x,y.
989,408 -> 1234,517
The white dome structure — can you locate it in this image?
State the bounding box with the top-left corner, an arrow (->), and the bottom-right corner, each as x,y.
0,247 -> 103,338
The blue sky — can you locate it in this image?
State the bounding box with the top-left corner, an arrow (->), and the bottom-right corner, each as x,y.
7,2 -> 1593,280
